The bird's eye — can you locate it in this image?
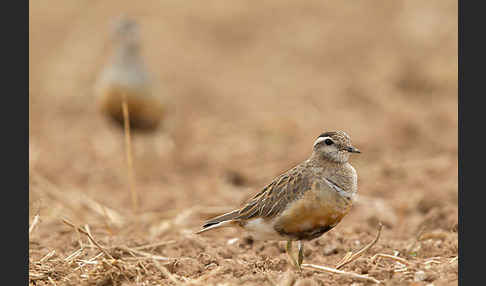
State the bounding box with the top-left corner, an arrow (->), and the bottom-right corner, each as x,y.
324,139 -> 333,145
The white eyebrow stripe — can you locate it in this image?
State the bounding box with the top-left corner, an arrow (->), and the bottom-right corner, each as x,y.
324,178 -> 353,199
314,136 -> 331,147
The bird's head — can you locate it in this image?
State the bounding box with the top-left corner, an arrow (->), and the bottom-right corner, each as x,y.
312,131 -> 360,163
111,15 -> 141,54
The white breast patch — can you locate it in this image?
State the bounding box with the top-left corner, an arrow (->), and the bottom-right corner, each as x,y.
324,178 -> 355,200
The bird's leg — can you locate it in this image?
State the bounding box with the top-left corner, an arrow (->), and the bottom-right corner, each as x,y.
286,240 -> 302,271
298,241 -> 304,267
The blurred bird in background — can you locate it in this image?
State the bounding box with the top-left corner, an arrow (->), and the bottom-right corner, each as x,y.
96,16 -> 165,131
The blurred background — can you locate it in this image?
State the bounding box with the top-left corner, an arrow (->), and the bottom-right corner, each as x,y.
29,0 -> 457,284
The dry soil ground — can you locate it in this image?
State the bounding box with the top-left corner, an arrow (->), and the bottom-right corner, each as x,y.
29,1 -> 458,285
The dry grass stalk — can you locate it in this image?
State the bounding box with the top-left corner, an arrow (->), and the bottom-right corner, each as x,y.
424,257 -> 442,265
419,230 -> 448,241
337,251 -> 353,266
115,246 -> 170,261
29,214 -> 40,234
29,273 -> 45,281
152,259 -> 181,285
302,263 -> 381,284
132,240 -> 177,250
336,222 -> 383,269
48,276 -> 57,285
101,205 -> 114,235
74,222 -> 84,249
81,243 -> 173,262
84,224 -> 95,248
62,219 -> 115,260
39,250 -> 56,263
371,253 -> 410,266
64,247 -> 84,262
393,266 -> 408,273
122,94 -> 138,213
406,225 -> 426,254
72,252 -> 104,272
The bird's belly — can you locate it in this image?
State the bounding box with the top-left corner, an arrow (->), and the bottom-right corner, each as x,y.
98,85 -> 163,129
274,189 -> 352,240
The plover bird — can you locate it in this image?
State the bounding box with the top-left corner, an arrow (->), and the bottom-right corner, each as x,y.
197,131 -> 361,270
96,16 -> 164,131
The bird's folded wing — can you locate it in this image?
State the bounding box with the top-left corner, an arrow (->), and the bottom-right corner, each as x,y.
235,165 -> 315,220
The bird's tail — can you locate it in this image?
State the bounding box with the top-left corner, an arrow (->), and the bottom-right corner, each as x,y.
195,209 -> 241,234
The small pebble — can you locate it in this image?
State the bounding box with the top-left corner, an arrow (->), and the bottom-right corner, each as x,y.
414,270 -> 427,282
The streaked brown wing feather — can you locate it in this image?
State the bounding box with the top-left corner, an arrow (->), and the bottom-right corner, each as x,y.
235,164 -> 313,220
201,209 -> 241,228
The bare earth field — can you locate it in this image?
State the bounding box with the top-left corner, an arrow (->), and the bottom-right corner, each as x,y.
29,1 -> 458,285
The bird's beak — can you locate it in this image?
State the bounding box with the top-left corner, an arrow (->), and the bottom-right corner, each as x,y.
345,146 -> 361,153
